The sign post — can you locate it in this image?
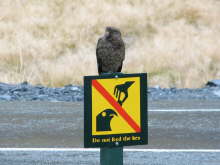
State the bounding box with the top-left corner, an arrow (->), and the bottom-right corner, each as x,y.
84,73 -> 148,164
100,147 -> 123,165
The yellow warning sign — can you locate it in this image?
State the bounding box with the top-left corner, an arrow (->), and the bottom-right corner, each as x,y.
92,77 -> 141,135
84,73 -> 148,148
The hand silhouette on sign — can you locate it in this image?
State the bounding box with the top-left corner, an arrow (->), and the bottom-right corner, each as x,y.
114,81 -> 135,106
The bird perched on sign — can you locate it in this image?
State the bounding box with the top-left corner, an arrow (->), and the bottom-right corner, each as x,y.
96,27 -> 125,75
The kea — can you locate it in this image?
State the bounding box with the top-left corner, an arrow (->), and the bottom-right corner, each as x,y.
96,27 -> 125,75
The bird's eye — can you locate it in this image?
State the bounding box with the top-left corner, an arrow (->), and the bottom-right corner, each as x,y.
102,112 -> 107,117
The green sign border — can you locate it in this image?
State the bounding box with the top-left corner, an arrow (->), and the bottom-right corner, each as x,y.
84,73 -> 148,148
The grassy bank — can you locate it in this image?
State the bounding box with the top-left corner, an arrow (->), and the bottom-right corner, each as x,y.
0,0 -> 219,87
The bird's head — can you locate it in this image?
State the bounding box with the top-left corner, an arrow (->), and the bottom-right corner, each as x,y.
104,26 -> 122,41
100,109 -> 118,119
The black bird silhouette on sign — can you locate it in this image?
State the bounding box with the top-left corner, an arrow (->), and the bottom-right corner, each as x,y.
96,109 -> 118,131
114,81 -> 135,106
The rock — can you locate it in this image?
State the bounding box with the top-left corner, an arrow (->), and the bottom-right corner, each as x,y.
0,95 -> 11,101
213,90 -> 220,97
153,85 -> 160,89
206,80 -> 220,87
20,81 -> 28,85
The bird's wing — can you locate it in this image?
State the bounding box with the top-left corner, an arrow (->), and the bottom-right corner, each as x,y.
96,38 -> 104,56
96,38 -> 104,74
116,40 -> 125,72
117,61 -> 123,73
120,39 -> 125,61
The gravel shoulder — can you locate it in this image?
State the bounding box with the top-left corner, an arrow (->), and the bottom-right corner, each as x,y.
0,82 -> 220,102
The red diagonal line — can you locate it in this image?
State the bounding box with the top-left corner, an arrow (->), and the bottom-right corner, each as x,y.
92,79 -> 141,133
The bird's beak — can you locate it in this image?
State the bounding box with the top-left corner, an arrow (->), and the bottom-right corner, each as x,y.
109,110 -> 118,117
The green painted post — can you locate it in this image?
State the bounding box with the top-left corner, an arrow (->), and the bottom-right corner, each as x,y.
100,147 -> 123,165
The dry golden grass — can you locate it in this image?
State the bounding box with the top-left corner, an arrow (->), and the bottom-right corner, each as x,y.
0,0 -> 219,87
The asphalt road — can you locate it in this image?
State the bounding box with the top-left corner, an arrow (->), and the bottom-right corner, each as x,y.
0,149 -> 220,165
0,101 -> 220,164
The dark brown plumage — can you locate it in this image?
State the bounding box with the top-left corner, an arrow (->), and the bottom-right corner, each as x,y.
96,27 -> 125,75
